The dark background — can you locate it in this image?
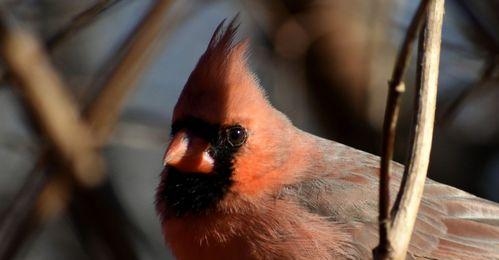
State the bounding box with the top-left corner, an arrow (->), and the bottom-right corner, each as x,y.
0,0 -> 498,259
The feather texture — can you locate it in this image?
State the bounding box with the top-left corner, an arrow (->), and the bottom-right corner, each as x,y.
281,136 -> 499,259
157,18 -> 499,260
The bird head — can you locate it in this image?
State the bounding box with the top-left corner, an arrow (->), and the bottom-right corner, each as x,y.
156,18 -> 309,219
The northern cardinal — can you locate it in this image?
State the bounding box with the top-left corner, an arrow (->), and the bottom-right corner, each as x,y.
156,19 -> 499,259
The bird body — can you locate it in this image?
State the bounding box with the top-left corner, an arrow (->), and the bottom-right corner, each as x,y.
156,19 -> 499,259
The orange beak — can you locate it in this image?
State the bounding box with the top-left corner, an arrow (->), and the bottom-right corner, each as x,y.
163,130 -> 214,174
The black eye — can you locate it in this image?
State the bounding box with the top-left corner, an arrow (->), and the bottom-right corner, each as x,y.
226,126 -> 247,147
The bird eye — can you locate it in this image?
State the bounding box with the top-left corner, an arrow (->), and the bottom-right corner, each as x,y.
226,126 -> 247,147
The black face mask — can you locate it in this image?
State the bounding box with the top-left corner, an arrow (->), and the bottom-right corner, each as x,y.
156,117 -> 247,218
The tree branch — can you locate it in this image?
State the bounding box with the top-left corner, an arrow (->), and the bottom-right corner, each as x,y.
0,1 -> 122,85
0,0 -> 176,258
47,0 -> 122,51
0,12 -> 106,187
84,0 -> 176,145
36,0 -> 177,217
437,58 -> 496,126
0,155 -> 48,260
384,0 -> 445,259
374,0 -> 430,258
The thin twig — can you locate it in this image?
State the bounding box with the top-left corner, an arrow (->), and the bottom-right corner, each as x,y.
436,0 -> 499,126
374,1 -> 430,258
437,58 -> 497,126
388,0 -> 445,259
0,1 -> 122,85
453,0 -> 499,53
56,1 -> 177,255
47,0 -> 122,51
0,155 -> 48,260
0,12 -> 106,187
37,0 -> 178,217
0,0 -> 178,258
85,0 -> 176,145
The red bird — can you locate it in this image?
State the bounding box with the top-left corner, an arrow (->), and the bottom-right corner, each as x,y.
156,19 -> 499,259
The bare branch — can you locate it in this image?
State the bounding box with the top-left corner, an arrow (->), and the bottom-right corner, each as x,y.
47,0 -> 122,51
374,1 -> 430,258
35,0 -> 177,221
0,13 -> 106,187
85,0 -> 176,145
437,58 -> 497,126
388,0 -> 445,259
453,0 -> 499,53
0,1 -> 122,84
0,155 -> 48,260
0,1 -> 177,257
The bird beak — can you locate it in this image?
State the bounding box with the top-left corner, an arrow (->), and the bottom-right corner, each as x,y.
163,130 -> 214,174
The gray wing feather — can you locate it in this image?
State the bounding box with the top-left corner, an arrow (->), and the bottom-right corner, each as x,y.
283,138 -> 499,259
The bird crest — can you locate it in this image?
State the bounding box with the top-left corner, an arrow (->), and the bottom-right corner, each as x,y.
173,17 -> 271,125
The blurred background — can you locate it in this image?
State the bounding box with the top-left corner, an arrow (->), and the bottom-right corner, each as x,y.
0,0 -> 498,259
